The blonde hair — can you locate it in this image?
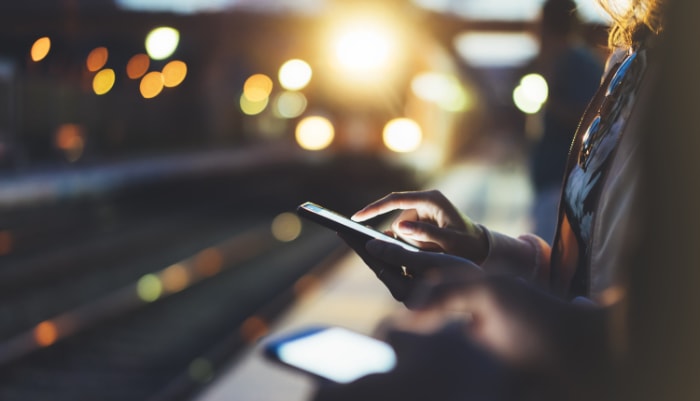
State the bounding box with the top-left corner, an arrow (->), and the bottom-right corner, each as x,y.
598,0 -> 665,48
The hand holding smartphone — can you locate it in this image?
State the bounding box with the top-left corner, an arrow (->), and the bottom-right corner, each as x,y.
296,201 -> 419,252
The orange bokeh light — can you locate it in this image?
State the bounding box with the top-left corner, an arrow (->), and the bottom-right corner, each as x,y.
240,316 -> 268,343
30,37 -> 51,62
161,264 -> 190,293
86,47 -> 109,72
126,54 -> 150,79
34,321 -> 58,347
140,71 -> 164,99
162,60 -> 187,88
0,230 -> 12,256
194,248 -> 223,277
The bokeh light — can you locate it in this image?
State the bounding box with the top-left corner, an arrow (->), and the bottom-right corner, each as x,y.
145,26 -> 180,60
278,59 -> 312,91
189,358 -> 214,383
30,37 -> 51,62
513,73 -> 548,114
126,53 -> 150,79
34,321 -> 58,347
55,124 -> 85,162
243,74 -> 273,102
160,263 -> 190,293
295,116 -> 334,151
331,20 -> 394,75
273,91 -> 307,119
93,68 -> 116,95
0,230 -> 13,256
411,72 -> 471,112
86,47 -> 109,72
137,274 -> 163,302
240,93 -> 269,116
271,212 -> 302,242
383,118 -> 422,153
241,316 -> 268,343
194,248 -> 223,277
162,60 -> 187,87
140,71 -> 164,99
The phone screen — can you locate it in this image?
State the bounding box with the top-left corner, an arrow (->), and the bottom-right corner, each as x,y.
264,326 -> 397,383
297,202 -> 419,252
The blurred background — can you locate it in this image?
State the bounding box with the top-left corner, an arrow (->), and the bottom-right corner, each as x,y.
0,0 -> 610,400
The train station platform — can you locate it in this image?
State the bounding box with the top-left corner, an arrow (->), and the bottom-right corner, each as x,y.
193,143 -> 534,401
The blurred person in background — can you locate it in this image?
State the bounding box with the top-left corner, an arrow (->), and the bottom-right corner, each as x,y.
528,0 -> 604,243
313,0 -> 667,399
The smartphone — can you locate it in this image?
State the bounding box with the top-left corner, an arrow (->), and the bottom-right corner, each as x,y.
263,326 -> 397,383
296,201 -> 419,252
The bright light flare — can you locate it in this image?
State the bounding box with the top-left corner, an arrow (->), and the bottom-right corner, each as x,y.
383,118 -> 422,153
279,59 -> 312,91
513,73 -> 548,114
145,26 -> 180,60
296,116 -> 334,151
31,37 -> 51,62
331,20 -> 395,76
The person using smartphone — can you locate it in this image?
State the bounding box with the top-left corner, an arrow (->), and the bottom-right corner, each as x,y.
316,0 -> 669,399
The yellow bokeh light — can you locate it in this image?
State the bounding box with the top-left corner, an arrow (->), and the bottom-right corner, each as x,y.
93,68 -> 116,95
34,321 -> 58,347
161,263 -> 190,293
140,71 -> 164,99
383,118 -> 422,153
240,93 -> 269,116
513,74 -> 548,115
243,74 -> 273,102
162,60 -> 187,88
295,116 -> 334,151
137,274 -> 162,302
86,47 -> 109,72
126,53 -> 150,79
30,36 -> 51,62
145,26 -> 180,60
273,91 -> 307,119
271,212 -> 302,242
278,59 -> 312,91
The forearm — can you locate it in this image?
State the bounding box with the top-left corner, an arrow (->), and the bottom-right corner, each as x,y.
479,225 -> 552,288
